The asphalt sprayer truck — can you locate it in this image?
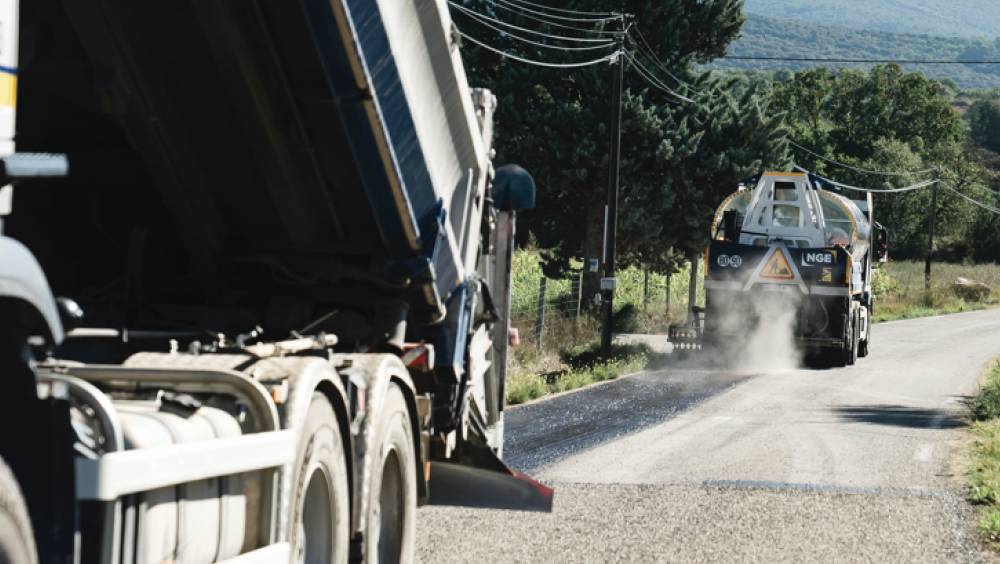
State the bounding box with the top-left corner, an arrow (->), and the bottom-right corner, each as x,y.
0,1 -> 548,563
670,171 -> 889,367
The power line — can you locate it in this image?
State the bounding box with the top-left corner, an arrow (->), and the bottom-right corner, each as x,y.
789,140 -> 939,177
478,0 -> 623,36
944,184 -> 1000,215
798,167 -> 938,193
500,0 -> 618,17
723,55 -> 1000,64
456,29 -> 620,68
447,1 -> 617,43
628,25 -> 702,93
492,0 -> 620,23
453,5 -> 617,51
625,50 -> 697,104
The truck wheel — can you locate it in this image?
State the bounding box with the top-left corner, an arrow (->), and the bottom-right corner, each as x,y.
290,393 -> 350,564
365,384 -> 416,564
0,457 -> 37,564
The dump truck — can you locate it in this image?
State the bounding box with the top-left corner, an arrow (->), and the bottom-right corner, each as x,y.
0,1 -> 548,563
670,171 -> 889,366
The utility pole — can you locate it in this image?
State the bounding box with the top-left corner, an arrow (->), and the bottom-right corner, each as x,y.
687,250 -> 699,323
600,14 -> 628,359
924,172 -> 939,290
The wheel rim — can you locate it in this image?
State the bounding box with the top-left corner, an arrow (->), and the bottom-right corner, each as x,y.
376,449 -> 405,563
297,465 -> 334,564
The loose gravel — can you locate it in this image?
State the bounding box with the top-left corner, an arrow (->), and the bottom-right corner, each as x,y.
417,482 -> 990,563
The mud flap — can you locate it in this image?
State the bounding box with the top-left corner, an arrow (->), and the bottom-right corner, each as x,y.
425,460 -> 553,512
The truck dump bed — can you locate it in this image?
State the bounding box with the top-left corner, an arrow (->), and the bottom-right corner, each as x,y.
12,0 -> 487,333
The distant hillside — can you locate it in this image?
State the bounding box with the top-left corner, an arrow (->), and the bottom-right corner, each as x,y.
744,0 -> 1000,39
713,15 -> 1000,90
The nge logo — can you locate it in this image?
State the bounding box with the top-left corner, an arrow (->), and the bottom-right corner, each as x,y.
802,252 -> 833,265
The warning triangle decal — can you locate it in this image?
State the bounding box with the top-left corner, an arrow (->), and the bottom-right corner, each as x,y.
760,249 -> 795,281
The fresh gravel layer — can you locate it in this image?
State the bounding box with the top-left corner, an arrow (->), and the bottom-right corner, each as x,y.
417,482 -> 990,563
504,368 -> 750,473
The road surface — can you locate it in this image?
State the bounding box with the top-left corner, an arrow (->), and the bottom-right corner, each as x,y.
417,309 -> 1000,563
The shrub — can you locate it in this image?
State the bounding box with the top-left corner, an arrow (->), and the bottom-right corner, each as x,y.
973,363 -> 1000,421
871,268 -> 901,297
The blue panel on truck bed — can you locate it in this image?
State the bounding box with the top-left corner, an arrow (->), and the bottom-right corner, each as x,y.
303,0 -> 464,315
13,0 -> 478,333
304,0 -> 428,256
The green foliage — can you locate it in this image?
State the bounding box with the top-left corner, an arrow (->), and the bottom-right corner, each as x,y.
870,269 -> 900,297
870,261 -> 1000,322
772,65 -> 990,259
650,77 -> 790,256
973,363 -> 1000,422
965,361 -> 1000,546
457,0 -> 755,287
505,343 -> 652,405
611,303 -> 640,334
980,508 -> 1000,543
970,100 -> 1000,152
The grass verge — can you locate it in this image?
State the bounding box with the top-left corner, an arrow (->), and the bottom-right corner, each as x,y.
962,361 -> 1000,545
505,343 -> 656,406
871,262 -> 997,323
872,290 -> 991,323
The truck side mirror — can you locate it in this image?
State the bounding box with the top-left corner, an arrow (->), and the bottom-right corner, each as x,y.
492,164 -> 535,212
721,210 -> 743,242
56,297 -> 84,333
874,224 -> 889,263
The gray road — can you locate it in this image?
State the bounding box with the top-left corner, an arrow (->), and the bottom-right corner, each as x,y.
417,309 -> 1000,563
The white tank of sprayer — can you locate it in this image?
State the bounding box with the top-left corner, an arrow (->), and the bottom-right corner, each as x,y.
712,171 -> 872,259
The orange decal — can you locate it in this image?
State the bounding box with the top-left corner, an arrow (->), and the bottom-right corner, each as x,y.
760,249 -> 795,281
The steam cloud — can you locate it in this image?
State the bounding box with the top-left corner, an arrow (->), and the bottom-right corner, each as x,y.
695,288 -> 804,373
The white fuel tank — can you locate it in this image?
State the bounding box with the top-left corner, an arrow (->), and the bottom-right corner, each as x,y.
714,172 -> 871,256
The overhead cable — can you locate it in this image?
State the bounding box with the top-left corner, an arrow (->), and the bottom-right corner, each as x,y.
497,0 -> 618,17
629,26 -> 702,93
479,0 -> 624,36
790,140 -> 939,177
448,1 -> 617,43
723,55 -> 1000,64
456,29 -> 620,68
945,184 -> 1000,215
453,6 -> 617,51
796,167 -> 938,193
492,0 -> 620,23
625,51 -> 697,104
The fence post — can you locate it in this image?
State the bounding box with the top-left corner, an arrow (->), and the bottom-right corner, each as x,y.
575,270 -> 583,321
664,271 -> 672,318
642,268 -> 649,312
534,276 -> 547,350
687,252 -> 699,323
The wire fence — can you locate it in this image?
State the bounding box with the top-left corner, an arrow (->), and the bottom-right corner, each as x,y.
509,253 -> 707,350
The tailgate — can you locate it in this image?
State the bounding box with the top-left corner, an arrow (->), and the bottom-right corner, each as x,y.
706,241 -> 849,293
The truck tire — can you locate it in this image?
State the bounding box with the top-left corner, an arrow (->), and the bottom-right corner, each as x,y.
846,310 -> 859,366
825,310 -> 856,368
289,393 -> 350,564
364,384 -> 416,564
0,457 -> 37,564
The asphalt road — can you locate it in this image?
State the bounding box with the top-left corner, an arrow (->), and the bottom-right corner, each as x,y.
417,309 -> 1000,563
